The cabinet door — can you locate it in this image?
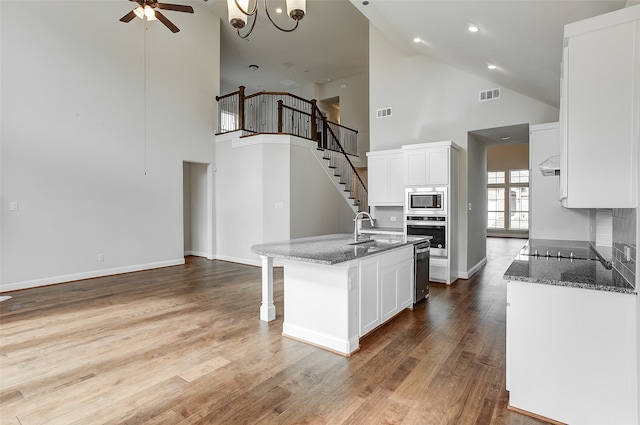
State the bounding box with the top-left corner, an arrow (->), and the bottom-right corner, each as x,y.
426,147 -> 449,185
429,256 -> 448,283
380,266 -> 398,322
396,257 -> 414,309
359,256 -> 381,336
367,156 -> 389,205
405,149 -> 427,186
562,20 -> 638,207
387,154 -> 405,203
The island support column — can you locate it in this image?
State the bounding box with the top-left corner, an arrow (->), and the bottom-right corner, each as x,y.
259,255 -> 276,321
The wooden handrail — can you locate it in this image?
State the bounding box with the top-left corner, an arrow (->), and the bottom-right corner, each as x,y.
322,114 -> 367,191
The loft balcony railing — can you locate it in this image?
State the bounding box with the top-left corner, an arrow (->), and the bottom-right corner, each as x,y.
216,86 -> 367,212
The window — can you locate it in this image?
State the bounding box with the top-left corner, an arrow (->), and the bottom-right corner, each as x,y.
488,171 -> 505,184
487,169 -> 529,232
488,188 -> 505,229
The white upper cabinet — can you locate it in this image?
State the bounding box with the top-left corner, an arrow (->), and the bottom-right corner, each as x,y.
560,6 -> 640,208
367,149 -> 405,205
404,142 -> 453,187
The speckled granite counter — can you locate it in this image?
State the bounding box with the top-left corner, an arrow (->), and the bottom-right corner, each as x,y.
251,233 -> 427,265
504,239 -> 636,294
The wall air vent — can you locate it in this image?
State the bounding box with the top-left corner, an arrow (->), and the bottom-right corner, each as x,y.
479,88 -> 501,102
376,107 -> 392,118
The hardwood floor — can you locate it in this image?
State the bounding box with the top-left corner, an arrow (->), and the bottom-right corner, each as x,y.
0,238 -> 547,425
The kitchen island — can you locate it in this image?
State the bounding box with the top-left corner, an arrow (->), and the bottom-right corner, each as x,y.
251,233 -> 427,355
504,239 -> 637,425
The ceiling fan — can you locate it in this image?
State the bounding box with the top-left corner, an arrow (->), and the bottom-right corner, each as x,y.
119,0 -> 194,33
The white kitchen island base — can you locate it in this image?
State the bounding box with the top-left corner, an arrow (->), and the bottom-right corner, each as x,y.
252,234 -> 422,356
282,260 -> 360,356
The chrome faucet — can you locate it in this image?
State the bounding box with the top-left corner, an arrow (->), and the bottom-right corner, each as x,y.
354,211 -> 374,241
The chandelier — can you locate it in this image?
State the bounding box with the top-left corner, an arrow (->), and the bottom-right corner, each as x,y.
227,0 -> 306,39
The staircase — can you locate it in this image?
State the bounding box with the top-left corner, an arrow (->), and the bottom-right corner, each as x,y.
315,127 -> 367,213
216,86 -> 368,213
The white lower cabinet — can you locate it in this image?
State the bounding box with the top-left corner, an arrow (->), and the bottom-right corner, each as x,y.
506,280 -> 637,425
360,246 -> 413,336
359,256 -> 381,336
429,256 -> 449,283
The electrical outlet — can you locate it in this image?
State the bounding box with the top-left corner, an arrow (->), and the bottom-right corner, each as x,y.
98,253 -> 104,262
275,202 -> 284,209
390,216 -> 397,222
468,203 -> 472,211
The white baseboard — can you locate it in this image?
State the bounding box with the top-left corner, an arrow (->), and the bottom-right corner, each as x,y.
0,259 -> 185,293
184,250 -> 209,258
458,257 -> 487,279
282,322 -> 359,356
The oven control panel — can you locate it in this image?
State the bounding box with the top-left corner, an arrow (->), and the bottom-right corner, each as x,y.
406,215 -> 447,223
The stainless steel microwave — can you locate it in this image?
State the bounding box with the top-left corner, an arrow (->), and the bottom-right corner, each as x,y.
405,187 -> 447,215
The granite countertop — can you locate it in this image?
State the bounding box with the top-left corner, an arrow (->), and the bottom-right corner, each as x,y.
504,239 -> 636,295
251,233 -> 428,265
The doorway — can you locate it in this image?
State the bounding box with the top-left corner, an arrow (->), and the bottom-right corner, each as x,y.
183,161 -> 213,258
467,123 -> 530,272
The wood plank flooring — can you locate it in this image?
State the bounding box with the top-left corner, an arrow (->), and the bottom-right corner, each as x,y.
0,238 -> 547,425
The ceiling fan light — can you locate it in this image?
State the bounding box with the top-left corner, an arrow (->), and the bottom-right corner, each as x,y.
147,14 -> 158,21
144,5 -> 155,18
286,0 -> 305,20
133,6 -> 144,19
228,0 -> 249,28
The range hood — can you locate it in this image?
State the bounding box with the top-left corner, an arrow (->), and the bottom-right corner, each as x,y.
538,155 -> 560,176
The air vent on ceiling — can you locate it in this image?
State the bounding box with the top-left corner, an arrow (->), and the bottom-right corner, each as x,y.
377,107 -> 392,118
479,88 -> 501,102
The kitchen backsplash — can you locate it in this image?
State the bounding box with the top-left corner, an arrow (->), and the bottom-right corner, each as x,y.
612,208 -> 637,288
371,206 -> 404,229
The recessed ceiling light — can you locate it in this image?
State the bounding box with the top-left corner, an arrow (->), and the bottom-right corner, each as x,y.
413,37 -> 422,43
487,64 -> 498,70
500,136 -> 511,141
275,7 -> 283,14
249,64 -> 259,71
468,24 -> 480,33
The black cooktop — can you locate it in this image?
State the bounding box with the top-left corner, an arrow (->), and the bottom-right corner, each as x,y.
520,239 -> 600,261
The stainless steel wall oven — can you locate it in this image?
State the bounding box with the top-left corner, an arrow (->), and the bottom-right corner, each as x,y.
406,216 -> 447,257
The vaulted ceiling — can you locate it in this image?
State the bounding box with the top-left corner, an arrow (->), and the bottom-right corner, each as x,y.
208,0 -> 632,109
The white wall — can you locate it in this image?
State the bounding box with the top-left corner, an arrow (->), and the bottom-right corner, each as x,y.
290,145 -> 355,238
529,123 -> 590,240
368,24 -> 559,276
214,133 -> 354,266
0,1 -> 219,291
466,135 -> 488,269
316,74 -> 370,168
214,134 -> 272,266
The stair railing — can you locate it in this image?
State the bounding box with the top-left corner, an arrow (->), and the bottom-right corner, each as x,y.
216,86 -> 367,211
317,112 -> 368,212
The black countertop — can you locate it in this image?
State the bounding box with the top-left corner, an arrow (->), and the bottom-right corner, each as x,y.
504,239 -> 636,295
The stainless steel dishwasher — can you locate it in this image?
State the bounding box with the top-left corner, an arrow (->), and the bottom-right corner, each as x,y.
414,240 -> 430,303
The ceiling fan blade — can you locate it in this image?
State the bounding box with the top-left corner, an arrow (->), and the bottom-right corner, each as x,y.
119,10 -> 137,23
154,11 -> 180,33
157,3 -> 194,13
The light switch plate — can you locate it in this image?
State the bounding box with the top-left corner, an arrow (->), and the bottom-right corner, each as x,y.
10,202 -> 18,211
